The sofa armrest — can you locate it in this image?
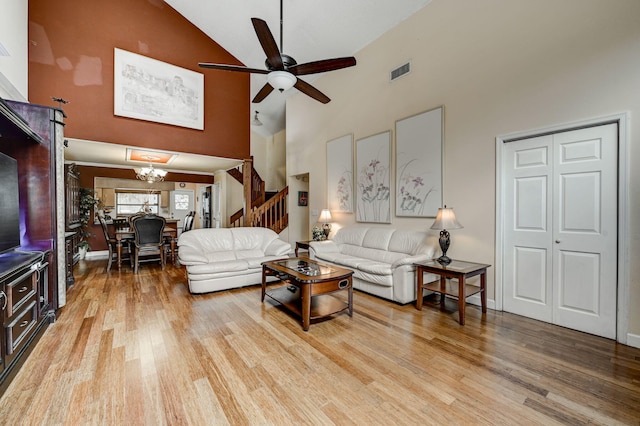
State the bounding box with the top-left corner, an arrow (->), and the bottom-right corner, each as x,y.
391,254 -> 434,269
177,247 -> 209,265
308,240 -> 339,258
265,239 -> 292,256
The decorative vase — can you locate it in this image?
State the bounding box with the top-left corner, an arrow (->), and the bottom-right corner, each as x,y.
78,246 -> 88,260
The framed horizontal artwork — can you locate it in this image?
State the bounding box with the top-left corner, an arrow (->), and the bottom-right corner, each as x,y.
356,131 -> 391,223
326,134 -> 353,213
114,48 -> 205,130
395,106 -> 443,217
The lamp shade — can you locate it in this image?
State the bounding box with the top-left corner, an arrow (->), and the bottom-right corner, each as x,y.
430,206 -> 463,230
319,209 -> 333,223
267,70 -> 297,92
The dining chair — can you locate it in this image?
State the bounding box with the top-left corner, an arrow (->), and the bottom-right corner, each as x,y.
131,214 -> 166,273
182,211 -> 196,232
99,215 -> 130,272
128,212 -> 145,228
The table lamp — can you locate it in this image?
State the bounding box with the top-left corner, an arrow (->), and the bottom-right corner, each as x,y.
319,209 -> 333,239
430,205 -> 463,265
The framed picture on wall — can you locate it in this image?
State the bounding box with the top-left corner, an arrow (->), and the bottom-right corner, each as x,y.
356,131 -> 391,223
326,134 -> 354,213
395,106 -> 443,217
114,48 -> 205,130
298,191 -> 308,206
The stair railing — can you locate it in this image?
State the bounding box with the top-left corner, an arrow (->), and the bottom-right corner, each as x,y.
227,157 -> 288,232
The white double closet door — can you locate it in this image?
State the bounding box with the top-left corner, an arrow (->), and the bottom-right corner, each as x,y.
502,123 -> 617,339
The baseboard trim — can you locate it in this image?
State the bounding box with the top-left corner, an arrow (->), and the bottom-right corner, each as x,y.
626,333 -> 640,349
85,250 -> 108,260
463,294 -> 496,311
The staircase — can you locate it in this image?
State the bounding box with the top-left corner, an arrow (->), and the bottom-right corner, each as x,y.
227,157 -> 288,233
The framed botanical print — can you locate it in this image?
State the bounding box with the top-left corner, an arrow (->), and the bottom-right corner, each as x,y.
326,134 -> 353,213
395,106 -> 443,217
356,131 -> 391,223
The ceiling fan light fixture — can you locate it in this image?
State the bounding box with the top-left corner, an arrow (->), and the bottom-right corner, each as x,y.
267,70 -> 296,92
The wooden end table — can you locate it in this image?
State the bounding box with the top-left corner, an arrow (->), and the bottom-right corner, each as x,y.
415,259 -> 490,325
295,240 -> 312,257
261,257 -> 353,331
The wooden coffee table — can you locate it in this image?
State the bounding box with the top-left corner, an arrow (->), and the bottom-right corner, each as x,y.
261,257 -> 353,331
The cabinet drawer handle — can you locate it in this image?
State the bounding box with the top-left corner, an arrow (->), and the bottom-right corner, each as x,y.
338,279 -> 349,289
18,286 -> 28,293
20,320 -> 29,328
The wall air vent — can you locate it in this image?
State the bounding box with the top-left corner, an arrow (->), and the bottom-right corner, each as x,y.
390,61 -> 411,81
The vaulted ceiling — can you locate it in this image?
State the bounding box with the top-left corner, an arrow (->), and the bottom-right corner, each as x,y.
165,0 -> 433,137
65,0 -> 433,174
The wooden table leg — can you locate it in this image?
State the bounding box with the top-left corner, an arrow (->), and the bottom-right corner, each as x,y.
261,265 -> 267,302
348,282 -> 353,317
170,238 -> 177,266
481,271 -> 487,314
440,276 -> 447,311
116,240 -> 122,269
301,283 -> 311,331
416,266 -> 424,310
458,275 -> 466,325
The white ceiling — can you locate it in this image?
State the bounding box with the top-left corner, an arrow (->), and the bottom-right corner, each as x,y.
66,0 -> 432,174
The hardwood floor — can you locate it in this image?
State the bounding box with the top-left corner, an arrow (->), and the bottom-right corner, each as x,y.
1,260 -> 639,425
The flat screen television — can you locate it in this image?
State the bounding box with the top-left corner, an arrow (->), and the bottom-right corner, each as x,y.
0,152 -> 21,255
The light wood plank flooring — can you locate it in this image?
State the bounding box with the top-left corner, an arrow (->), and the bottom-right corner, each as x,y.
1,260 -> 639,425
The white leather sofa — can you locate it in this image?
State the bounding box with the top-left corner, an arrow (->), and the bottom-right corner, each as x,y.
177,227 -> 291,294
309,226 -> 437,304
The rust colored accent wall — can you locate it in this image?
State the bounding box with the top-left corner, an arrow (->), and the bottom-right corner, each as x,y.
77,164 -> 213,251
29,0 -> 250,160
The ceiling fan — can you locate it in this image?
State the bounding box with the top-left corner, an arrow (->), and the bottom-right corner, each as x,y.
198,0 -> 356,104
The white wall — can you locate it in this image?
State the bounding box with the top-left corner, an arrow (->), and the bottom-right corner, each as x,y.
0,0 -> 28,100
251,129 -> 287,192
288,174 -> 310,242
250,130 -> 268,185
286,0 -> 640,337
267,130 -> 287,191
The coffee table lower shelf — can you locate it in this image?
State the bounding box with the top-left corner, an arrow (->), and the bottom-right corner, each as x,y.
266,286 -> 350,324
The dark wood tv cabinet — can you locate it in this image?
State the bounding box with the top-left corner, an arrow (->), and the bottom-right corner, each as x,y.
0,251 -> 54,395
0,98 -> 66,395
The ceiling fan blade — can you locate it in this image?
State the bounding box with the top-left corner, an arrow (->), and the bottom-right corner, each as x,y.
294,79 -> 331,104
289,57 -> 357,76
198,63 -> 268,74
251,18 -> 284,70
252,83 -> 275,103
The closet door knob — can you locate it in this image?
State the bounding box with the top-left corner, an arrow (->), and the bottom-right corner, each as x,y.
555,240 -> 561,244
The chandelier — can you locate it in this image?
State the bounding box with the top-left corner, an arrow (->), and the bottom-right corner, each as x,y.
135,157 -> 167,183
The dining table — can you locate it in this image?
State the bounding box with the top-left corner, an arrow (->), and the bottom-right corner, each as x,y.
114,226 -> 178,269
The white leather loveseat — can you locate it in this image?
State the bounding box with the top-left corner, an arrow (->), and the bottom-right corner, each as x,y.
309,226 -> 437,304
177,227 -> 291,294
